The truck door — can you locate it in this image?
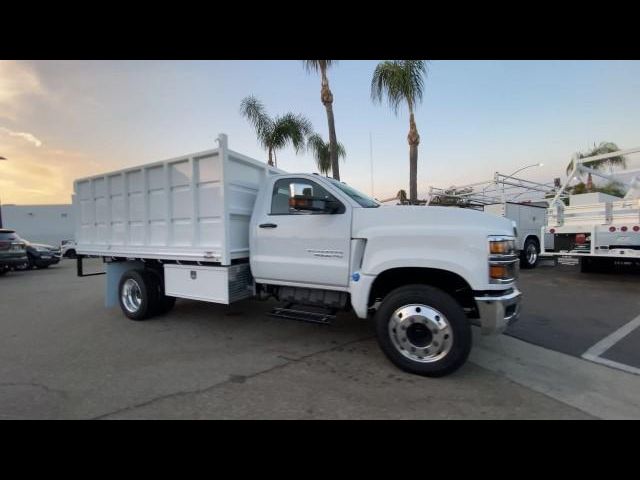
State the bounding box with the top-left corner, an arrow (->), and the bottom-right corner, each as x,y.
251,177 -> 352,288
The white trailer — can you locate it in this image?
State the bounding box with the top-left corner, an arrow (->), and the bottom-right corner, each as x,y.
541,147 -> 640,272
427,173 -> 558,269
74,134 -> 522,377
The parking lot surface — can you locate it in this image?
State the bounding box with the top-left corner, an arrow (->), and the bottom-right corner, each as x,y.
507,263 -> 640,371
0,259 -> 599,420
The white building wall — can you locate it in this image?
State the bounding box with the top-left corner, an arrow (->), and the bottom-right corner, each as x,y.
1,204 -> 74,247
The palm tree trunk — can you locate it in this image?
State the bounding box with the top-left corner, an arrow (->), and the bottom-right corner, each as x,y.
268,147 -> 274,167
321,68 -> 340,181
407,111 -> 420,203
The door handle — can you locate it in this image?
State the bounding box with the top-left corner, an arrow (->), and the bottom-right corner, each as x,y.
259,223 -> 278,229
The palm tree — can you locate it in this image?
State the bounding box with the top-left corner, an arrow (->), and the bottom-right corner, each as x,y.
240,95 -> 312,167
371,60 -> 428,204
303,60 -> 341,180
306,133 -> 346,176
566,141 -> 627,192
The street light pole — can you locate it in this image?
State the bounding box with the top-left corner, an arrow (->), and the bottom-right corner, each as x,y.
508,162 -> 544,177
0,156 -> 6,228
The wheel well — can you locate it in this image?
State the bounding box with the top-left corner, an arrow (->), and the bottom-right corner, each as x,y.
368,267 -> 477,317
524,235 -> 539,246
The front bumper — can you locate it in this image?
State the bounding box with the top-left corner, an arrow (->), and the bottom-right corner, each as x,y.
34,253 -> 61,265
473,288 -> 522,335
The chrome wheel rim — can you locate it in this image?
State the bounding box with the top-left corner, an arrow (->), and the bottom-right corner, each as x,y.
388,304 -> 453,363
122,278 -> 142,313
527,243 -> 538,265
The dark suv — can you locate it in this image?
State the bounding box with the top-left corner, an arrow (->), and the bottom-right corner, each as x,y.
0,229 -> 28,275
24,241 -> 62,269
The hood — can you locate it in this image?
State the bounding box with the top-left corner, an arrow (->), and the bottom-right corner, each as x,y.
352,205 -> 515,237
29,243 -> 57,250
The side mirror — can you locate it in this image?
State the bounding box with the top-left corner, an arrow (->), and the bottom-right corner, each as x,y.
289,196 -> 339,213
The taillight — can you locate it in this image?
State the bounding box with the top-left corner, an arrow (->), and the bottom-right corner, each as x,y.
609,226 -> 616,232
621,226 -> 628,232
634,226 -> 640,232
550,228 -> 555,234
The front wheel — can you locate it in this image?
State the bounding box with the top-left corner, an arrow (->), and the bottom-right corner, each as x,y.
374,285 -> 472,377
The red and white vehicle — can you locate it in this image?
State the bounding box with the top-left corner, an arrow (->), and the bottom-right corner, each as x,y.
541,147 -> 640,272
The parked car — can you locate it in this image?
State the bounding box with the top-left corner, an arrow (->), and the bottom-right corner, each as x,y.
24,241 -> 62,269
61,240 -> 77,258
0,229 -> 28,275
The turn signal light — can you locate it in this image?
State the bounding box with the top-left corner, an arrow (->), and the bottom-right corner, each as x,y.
490,265 -> 508,279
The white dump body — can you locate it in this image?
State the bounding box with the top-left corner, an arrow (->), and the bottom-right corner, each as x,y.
74,134 -> 281,265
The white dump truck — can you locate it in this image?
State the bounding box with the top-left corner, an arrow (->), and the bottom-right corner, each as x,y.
73,134 -> 521,377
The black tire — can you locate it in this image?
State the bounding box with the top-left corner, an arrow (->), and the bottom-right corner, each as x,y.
27,254 -> 36,270
145,269 -> 176,315
65,249 -> 77,259
156,295 -> 176,315
118,269 -> 159,321
374,284 -> 472,377
520,237 -> 539,269
0,268 -> 7,276
39,264 -> 49,269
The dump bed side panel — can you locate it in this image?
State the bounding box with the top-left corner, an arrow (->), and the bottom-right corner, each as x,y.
74,138 -> 283,265
75,149 -> 225,262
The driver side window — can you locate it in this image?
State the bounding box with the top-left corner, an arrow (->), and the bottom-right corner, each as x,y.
270,178 -> 343,215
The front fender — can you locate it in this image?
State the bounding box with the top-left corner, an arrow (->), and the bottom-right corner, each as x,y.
357,226 -> 490,290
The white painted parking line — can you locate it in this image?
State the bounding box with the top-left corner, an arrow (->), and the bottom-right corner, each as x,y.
581,314 -> 640,376
581,355 -> 640,376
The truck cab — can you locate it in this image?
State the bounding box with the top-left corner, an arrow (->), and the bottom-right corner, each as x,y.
250,173 -> 522,376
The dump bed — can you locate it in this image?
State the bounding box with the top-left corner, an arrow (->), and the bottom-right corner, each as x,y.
74,134 -> 281,265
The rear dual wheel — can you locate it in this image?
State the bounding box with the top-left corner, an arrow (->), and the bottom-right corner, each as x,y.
118,269 -> 175,320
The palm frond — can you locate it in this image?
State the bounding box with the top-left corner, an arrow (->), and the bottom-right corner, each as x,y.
239,95 -> 273,149
371,60 -> 428,115
272,113 -> 313,154
303,60 -> 336,74
307,133 -> 346,175
567,141 -> 627,176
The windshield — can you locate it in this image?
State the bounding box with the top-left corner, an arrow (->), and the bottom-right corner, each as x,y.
326,178 -> 380,208
0,232 -> 19,241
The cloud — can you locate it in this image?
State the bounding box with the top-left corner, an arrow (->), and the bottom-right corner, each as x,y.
0,127 -> 43,147
0,61 -> 45,120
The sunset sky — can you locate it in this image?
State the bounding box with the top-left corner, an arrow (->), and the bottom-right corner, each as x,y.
1,60 -> 640,205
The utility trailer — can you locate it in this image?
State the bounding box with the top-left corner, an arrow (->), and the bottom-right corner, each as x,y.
73,133 -> 522,377
427,173 -> 560,269
541,147 -> 640,272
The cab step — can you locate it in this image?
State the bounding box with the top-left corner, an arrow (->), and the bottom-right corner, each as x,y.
268,304 -> 336,325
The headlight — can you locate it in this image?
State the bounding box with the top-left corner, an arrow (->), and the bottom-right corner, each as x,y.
488,236 -> 518,284
489,238 -> 516,255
